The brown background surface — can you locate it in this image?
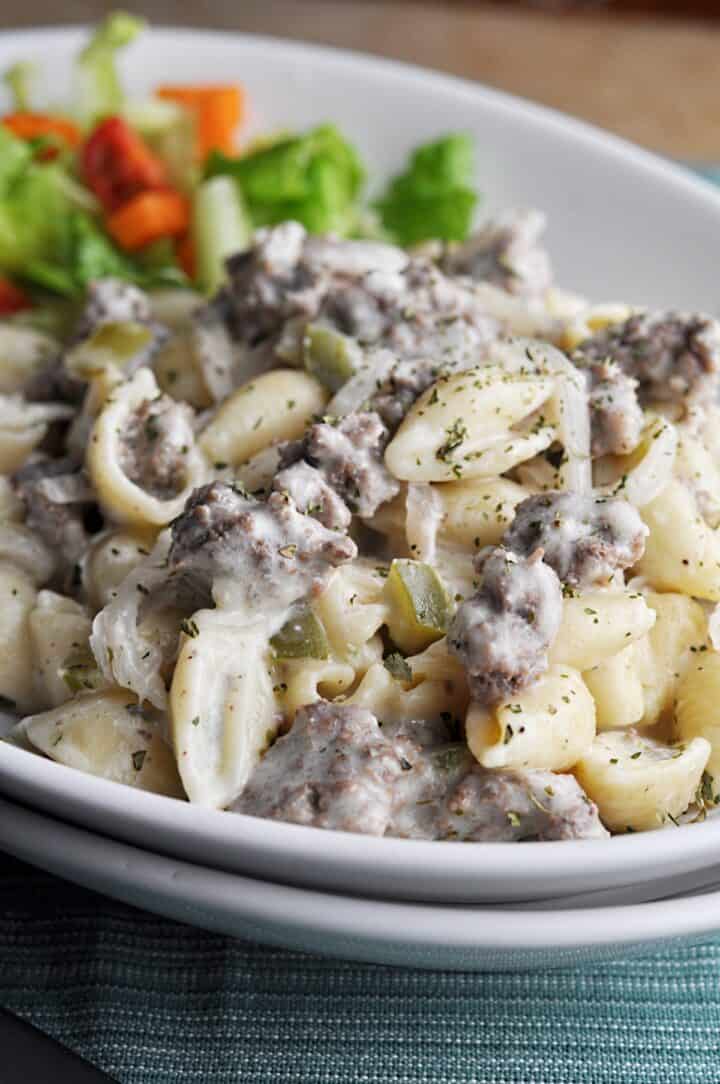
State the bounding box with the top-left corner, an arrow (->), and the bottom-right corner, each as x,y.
3,0 -> 720,159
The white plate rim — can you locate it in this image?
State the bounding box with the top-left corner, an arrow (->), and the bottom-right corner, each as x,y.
2,793 -> 720,971
2,24 -> 720,222
3,741 -> 720,903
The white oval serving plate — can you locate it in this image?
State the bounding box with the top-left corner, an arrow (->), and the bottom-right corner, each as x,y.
2,28 -> 720,904
2,794 -> 720,971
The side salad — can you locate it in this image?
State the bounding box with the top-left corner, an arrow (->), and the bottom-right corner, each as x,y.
0,13 -> 479,319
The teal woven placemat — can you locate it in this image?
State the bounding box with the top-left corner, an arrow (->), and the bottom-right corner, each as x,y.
1,851 -> 720,1084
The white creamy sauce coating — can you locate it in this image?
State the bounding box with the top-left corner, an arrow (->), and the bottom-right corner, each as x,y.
16,213 -> 718,842
405,483 -> 443,565
447,547 -> 563,705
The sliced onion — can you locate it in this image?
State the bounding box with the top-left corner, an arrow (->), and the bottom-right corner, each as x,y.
553,368 -> 592,494
623,417 -> 677,508
36,473 -> 95,505
708,603 -> 720,652
90,533 -> 172,710
234,444 -> 285,495
327,348 -> 397,417
0,523 -> 55,585
432,545 -> 477,604
472,282 -> 560,340
487,338 -> 591,494
536,344 -> 592,495
305,237 -> 408,276
515,454 -> 558,492
406,483 -> 443,565
598,416 -> 677,509
0,396 -> 74,429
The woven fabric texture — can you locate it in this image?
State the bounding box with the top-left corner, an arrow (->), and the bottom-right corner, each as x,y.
1,852 -> 720,1084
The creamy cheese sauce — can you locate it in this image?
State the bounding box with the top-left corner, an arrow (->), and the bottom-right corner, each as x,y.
9,219 -> 720,842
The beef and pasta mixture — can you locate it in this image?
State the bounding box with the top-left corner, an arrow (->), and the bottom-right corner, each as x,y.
4,215 -> 720,842
2,19 -> 720,842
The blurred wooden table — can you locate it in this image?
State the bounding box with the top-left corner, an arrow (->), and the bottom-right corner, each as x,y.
5,0 -> 720,159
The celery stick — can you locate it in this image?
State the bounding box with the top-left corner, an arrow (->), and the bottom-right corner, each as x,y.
192,175 -> 251,293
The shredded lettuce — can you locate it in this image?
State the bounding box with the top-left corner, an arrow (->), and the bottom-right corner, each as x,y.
75,11 -> 146,126
1,11 -> 484,301
3,61 -> 34,111
0,126 -> 33,190
28,212 -> 186,295
206,124 -> 365,235
0,128 -> 183,296
207,128 -> 477,244
60,213 -> 142,291
0,130 -> 68,275
376,133 -> 478,245
122,98 -> 199,192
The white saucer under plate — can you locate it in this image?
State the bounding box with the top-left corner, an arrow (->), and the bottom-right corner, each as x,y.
3,27 -> 720,906
4,744 -> 720,904
2,794 -> 720,971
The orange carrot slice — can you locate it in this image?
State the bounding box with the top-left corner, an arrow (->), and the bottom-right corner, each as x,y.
107,189 -> 190,252
156,84 -> 243,159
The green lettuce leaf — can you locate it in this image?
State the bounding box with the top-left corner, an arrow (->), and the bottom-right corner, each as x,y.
70,214 -> 183,290
376,133 -> 479,245
3,60 -> 35,111
206,124 -> 365,235
0,128 -> 33,193
0,131 -> 68,274
0,128 -> 184,296
75,11 -> 146,125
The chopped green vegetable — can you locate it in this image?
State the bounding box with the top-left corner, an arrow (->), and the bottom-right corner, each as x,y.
138,102 -> 198,194
383,652 -> 413,684
65,319 -> 153,378
696,771 -> 717,812
26,210 -> 185,296
270,605 -> 330,660
436,418 -> 469,462
122,98 -> 185,138
59,650 -> 104,694
131,749 -> 147,772
9,300 -> 79,339
192,175 -> 252,293
50,170 -> 102,215
61,212 -> 139,286
431,744 -> 470,773
0,126 -> 33,191
302,323 -> 361,391
0,130 -> 69,277
4,60 -> 35,111
376,133 -> 478,245
180,617 -> 200,639
0,129 -> 186,296
206,124 -> 365,235
384,558 -> 451,654
75,11 -> 146,126
135,237 -> 178,272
